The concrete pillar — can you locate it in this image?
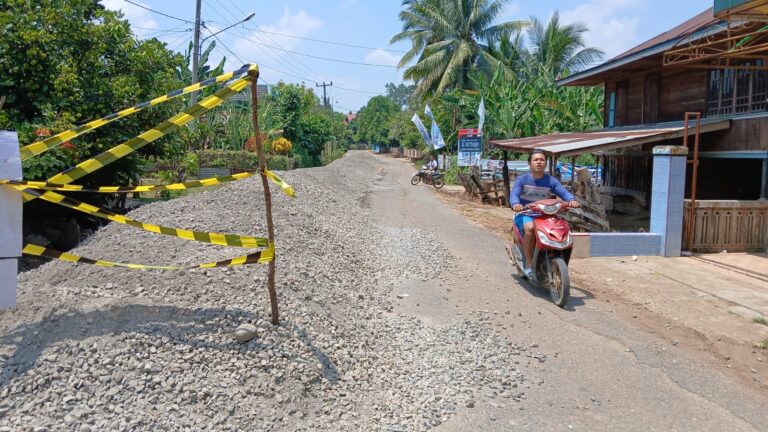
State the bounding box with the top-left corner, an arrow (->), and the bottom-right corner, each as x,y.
0,131 -> 21,309
650,145 -> 689,257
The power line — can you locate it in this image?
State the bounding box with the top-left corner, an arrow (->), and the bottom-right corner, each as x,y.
206,19 -> 407,54
203,0 -> 326,83
334,85 -> 383,95
225,32 -> 398,68
219,0 -> 328,83
122,0 -> 194,24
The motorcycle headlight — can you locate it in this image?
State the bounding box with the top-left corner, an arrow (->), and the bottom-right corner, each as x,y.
536,231 -> 572,249
539,203 -> 561,215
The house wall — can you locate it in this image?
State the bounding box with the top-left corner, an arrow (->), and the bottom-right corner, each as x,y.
706,117 -> 768,151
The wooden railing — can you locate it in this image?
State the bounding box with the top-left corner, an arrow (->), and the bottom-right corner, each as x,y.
683,200 -> 768,252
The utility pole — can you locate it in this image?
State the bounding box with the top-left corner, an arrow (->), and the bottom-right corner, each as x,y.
316,81 -> 333,110
190,0 -> 202,106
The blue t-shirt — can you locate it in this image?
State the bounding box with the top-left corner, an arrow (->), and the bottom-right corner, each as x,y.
510,173 -> 575,206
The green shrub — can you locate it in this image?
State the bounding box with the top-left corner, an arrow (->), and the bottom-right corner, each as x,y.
196,149 -> 260,170
268,155 -> 292,170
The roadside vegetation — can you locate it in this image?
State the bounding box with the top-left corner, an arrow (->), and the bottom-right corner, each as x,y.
354,1 -> 605,184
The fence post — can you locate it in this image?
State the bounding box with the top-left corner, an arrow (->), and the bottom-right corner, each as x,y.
0,131 -> 22,309
248,69 -> 279,325
650,145 -> 688,256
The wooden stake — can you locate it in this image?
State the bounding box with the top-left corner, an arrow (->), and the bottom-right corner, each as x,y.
248,69 -> 279,325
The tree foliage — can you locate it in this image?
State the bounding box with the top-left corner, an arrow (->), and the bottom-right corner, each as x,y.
355,96 -> 399,146
0,0 -> 185,190
391,0 -> 526,100
385,82 -> 416,110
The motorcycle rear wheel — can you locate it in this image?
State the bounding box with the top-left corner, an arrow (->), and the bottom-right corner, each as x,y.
548,257 -> 570,308
411,174 -> 421,185
432,177 -> 444,188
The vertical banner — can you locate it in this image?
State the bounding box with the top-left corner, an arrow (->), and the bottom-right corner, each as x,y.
478,97 -> 485,136
424,105 -> 445,150
457,128 -> 483,167
411,113 -> 432,148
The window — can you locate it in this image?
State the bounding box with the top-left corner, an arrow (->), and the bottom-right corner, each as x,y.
706,60 -> 768,116
607,91 -> 616,127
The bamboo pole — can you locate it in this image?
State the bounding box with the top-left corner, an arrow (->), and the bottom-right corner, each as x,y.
248,69 -> 279,325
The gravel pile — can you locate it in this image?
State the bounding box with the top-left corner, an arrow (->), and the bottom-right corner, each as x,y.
0,151 -> 540,431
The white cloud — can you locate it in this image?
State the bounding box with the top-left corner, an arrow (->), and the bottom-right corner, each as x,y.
100,0 -> 158,31
233,8 -> 322,65
561,0 -> 647,59
364,49 -> 401,67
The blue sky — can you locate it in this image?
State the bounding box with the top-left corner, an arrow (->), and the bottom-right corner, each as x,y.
102,0 -> 709,113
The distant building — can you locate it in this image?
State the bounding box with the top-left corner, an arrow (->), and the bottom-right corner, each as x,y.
230,84 -> 269,102
343,111 -> 357,126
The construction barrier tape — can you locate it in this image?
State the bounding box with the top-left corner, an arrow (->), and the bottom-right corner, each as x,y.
20,188 -> 269,248
20,64 -> 256,161
3,169 -> 293,197
22,74 -> 252,203
265,170 -> 296,197
22,242 -> 274,271
2,172 -> 255,193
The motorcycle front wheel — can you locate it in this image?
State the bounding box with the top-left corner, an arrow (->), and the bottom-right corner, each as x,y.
432,177 -> 444,188
411,174 -> 421,185
548,257 -> 570,308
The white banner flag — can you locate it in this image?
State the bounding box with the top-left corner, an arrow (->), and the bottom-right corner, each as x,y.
424,104 -> 445,149
424,104 -> 435,120
478,97 -> 485,135
411,113 -> 432,147
431,118 -> 445,150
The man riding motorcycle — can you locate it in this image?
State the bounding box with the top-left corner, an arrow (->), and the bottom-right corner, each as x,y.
510,149 -> 580,279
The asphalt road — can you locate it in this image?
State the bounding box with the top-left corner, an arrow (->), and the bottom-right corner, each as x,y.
364,152 -> 767,432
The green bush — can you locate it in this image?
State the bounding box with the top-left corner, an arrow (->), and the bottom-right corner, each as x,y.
196,149 -> 260,170
268,155 -> 292,170
195,149 -> 295,171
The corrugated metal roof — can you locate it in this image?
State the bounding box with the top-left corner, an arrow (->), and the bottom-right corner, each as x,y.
488,119 -> 731,157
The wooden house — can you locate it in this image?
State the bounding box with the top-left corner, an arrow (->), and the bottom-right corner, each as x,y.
491,4 -> 768,252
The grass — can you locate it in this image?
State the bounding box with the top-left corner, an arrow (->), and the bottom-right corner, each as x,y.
753,316 -> 768,326
757,338 -> 768,350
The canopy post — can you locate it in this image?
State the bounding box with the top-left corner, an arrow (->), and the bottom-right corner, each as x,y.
502,150 -> 510,208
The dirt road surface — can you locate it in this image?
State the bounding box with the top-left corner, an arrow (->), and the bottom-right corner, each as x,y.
367,152 -> 767,431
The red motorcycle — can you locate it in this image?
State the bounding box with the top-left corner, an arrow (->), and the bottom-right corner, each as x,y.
507,199 -> 573,307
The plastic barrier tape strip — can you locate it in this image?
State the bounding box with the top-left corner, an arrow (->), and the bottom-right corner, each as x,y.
20,188 -> 269,248
3,169 -> 293,197
265,170 -> 296,197
22,242 -> 274,270
22,75 -> 252,204
1,172 -> 255,193
20,64 -> 256,161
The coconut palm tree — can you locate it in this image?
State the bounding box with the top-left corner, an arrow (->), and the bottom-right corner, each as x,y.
391,0 -> 527,100
527,11 -> 604,78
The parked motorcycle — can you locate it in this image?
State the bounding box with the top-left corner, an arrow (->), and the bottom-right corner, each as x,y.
506,199 -> 573,307
411,170 -> 445,189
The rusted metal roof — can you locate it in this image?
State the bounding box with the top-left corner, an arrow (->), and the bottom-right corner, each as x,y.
488,119 -> 731,157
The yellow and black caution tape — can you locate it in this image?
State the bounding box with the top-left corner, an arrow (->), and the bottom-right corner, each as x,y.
22,73 -> 253,203
20,64 -> 256,161
22,242 -> 274,271
2,172 -> 255,193
265,170 -> 296,197
4,169 -> 295,197
20,188 -> 269,248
